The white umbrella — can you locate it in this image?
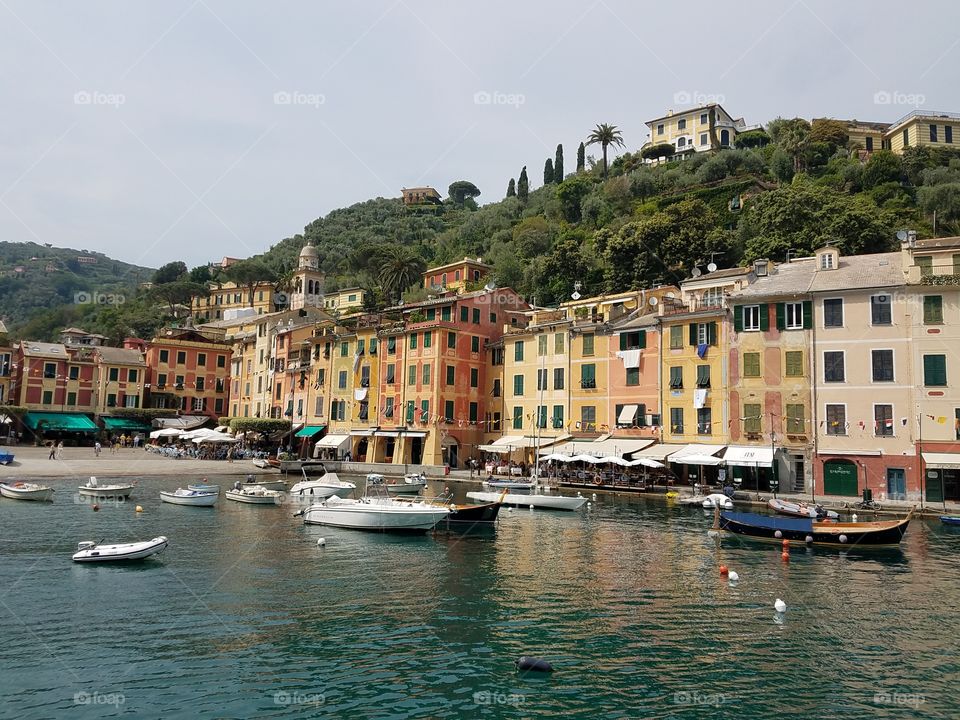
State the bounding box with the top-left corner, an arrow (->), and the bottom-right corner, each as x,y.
192,435 -> 239,444
150,428 -> 181,439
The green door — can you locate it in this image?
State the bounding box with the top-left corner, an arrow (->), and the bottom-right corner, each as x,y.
926,469 -> 944,503
823,459 -> 858,496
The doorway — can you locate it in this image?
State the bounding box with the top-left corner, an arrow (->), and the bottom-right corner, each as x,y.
886,468 -> 906,501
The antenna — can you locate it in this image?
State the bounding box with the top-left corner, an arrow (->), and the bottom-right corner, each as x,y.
483,281 -> 497,292
691,267 -> 702,277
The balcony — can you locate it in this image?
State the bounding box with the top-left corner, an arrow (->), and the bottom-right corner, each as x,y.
580,379 -> 597,389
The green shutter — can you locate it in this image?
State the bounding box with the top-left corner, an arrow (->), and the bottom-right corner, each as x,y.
802,301 -> 812,329
619,333 -> 627,351
707,322 -> 717,345
733,305 -> 743,333
924,355 -> 947,386
689,323 -> 697,346
406,401 -> 415,423
759,306 -> 769,332
775,303 -> 785,331
639,330 -> 646,348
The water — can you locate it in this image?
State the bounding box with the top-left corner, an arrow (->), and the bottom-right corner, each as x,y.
0,476 -> 957,719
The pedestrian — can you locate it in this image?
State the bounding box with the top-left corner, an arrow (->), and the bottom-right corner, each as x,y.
56,440 -> 64,460
48,442 -> 56,460
94,441 -> 102,457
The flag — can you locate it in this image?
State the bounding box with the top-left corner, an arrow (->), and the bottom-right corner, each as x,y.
937,416 -> 947,424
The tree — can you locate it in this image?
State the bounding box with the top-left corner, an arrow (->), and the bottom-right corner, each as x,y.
543,158 -> 555,185
767,117 -> 811,172
513,216 -> 553,259
376,245 -> 426,303
188,265 -> 212,284
506,178 -> 516,197
862,150 -> 903,189
556,174 -> 596,223
224,259 -> 274,306
734,129 -> 770,149
150,281 -> 207,317
586,123 -> 625,179
447,180 -> 481,207
809,118 -> 849,149
152,261 -> 187,285
554,144 -> 564,182
577,142 -> 585,172
517,166 -> 529,203
641,143 -> 676,161
918,183 -> 960,234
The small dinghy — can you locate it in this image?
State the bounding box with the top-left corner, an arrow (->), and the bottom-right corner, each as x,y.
0,482 -> 54,502
72,536 -> 168,563
225,485 -> 283,505
483,478 -> 537,490
78,477 -> 133,498
702,493 -> 734,509
187,483 -> 220,494
769,498 -> 838,520
160,488 -> 218,507
385,473 -> 428,495
678,494 -> 708,506
289,469 -> 356,501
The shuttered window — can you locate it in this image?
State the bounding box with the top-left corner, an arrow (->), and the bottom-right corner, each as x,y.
784,351 -> 803,377
743,403 -> 762,434
924,354 -> 947,386
743,352 -> 761,377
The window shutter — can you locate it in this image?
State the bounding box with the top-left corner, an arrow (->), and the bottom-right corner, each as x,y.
775,303 -> 785,331
733,305 -> 743,333
707,322 -> 717,345
689,323 -> 697,346
639,330 -> 646,348
802,301 -> 812,329
619,334 -> 627,351
759,306 -> 769,332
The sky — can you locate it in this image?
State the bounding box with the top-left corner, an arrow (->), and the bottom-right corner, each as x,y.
0,0 -> 957,270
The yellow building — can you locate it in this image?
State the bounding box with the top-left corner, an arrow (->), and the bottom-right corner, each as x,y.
885,110 -> 960,154
192,280 -> 277,322
322,287 -> 368,315
642,103 -> 757,159
421,257 -> 490,293
821,118 -> 889,156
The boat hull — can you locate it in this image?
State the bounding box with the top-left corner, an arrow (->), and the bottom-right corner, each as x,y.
73,537 -> 168,563
483,480 -> 536,490
303,499 -> 449,532
242,480 -> 286,491
941,515 -> 960,526
289,480 -> 356,500
78,485 -> 133,498
160,490 -> 218,507
467,490 -> 586,511
0,483 -> 54,501
385,484 -> 425,495
719,510 -> 910,547
445,501 -> 502,524
225,489 -> 283,505
187,484 -> 221,494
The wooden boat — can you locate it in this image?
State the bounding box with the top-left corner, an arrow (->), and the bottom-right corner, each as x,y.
467,490 -> 586,511
78,478 -> 133,498
716,508 -> 912,547
941,515 -> 960,526
445,499 -> 502,524
225,486 -> 283,505
72,536 -> 168,563
0,482 -> 54,501
768,498 -> 839,520
160,488 -> 218,507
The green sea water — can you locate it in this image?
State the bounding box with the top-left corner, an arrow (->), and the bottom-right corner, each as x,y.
0,476 -> 956,719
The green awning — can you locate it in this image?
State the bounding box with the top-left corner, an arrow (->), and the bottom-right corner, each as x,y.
101,417 -> 152,432
295,424 -> 327,438
24,412 -> 98,432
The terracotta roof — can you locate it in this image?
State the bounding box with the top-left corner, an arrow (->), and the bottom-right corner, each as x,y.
95,346 -> 146,365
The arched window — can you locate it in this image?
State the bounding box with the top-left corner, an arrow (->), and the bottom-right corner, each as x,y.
677,137 -> 686,148
720,129 -> 730,147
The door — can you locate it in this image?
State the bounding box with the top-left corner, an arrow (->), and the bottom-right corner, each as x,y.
823,459 -> 858,496
886,468 -> 906,501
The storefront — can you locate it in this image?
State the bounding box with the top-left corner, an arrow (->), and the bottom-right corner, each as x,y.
921,452 -> 960,503
724,445 -> 776,493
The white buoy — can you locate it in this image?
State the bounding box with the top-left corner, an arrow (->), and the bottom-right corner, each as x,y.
592,493 -> 597,500
577,492 -> 583,497
728,570 -> 739,582
707,529 -> 719,537
317,538 -> 326,546
805,535 -> 814,544
852,513 -> 858,523
529,505 -> 534,510
587,502 -> 592,509
774,530 -> 782,539
839,534 -> 848,544
774,598 -> 787,613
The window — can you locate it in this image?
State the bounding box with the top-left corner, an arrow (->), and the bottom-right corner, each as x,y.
175,375 -> 185,388
581,406 -> 596,430
42,362 -> 57,379
552,405 -> 564,429
657,123 -> 664,135
580,363 -> 596,389
470,367 -> 479,388
784,351 -> 803,377
423,331 -> 432,348
697,407 -> 712,434
669,326 -> 683,349
875,404 -> 894,437
915,256 -> 933,278
405,401 -> 415,424
553,367 -> 564,390
865,137 -> 873,151
947,126 -> 954,144
514,341 -> 524,362
538,335 -> 547,356
196,377 -> 205,391
490,312 -> 497,324
492,412 -> 502,431
537,368 -> 547,391
469,402 -> 478,423
125,395 -> 139,409
197,353 -> 206,367
871,350 -> 894,382
696,365 -> 710,388
902,128 -> 909,147
700,112 -> 708,124
446,365 -> 455,385
159,349 -> 169,363
924,354 -> 947,386
108,367 -> 119,382
420,400 -> 429,423
669,366 -> 683,389
826,404 -> 846,435
445,400 -> 455,422
700,133 -> 708,145
128,369 -> 138,383
670,407 -> 684,434
386,363 -> 396,384
871,295 -> 892,325
158,373 -> 167,387
409,333 -> 418,349
447,332 -> 457,349
217,355 -> 226,368
338,370 -> 348,389
472,308 -> 480,324
743,305 -> 761,331
784,302 -> 804,329
930,124 -> 938,143
42,390 -> 53,405
554,333 -> 564,354
924,295 -> 943,324
692,322 -> 717,346
512,406 -> 523,430
626,367 -> 640,386
536,406 -> 547,429
820,252 -> 834,270
387,336 -> 397,355
341,341 -> 349,357
492,379 -> 501,397
422,364 -> 431,385
455,306 -> 466,323
66,391 -> 77,406
742,352 -> 761,377
582,334 -> 594,356
677,118 -> 686,130
823,351 -> 845,382
786,404 -> 805,434
471,336 -> 480,353
441,306 -> 451,322
619,331 -> 646,350
69,365 -> 79,380
513,374 -> 524,396
743,404 -> 762,434
823,299 -> 843,328
408,365 -> 417,385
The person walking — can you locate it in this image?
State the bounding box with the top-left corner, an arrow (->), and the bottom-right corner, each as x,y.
94,441 -> 102,457
48,442 -> 56,460
56,440 -> 64,460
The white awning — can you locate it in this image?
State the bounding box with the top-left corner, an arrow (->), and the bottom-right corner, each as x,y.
819,449 -> 883,458
153,415 -> 209,430
723,445 -> 774,468
631,443 -> 687,461
316,434 -> 350,449
617,404 -> 639,425
922,452 -> 960,470
542,437 -> 653,457
349,429 -> 376,436
669,444 -> 727,466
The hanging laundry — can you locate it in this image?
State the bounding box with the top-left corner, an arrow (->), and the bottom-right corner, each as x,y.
696,344 -> 708,359
615,349 -> 641,369
693,388 -> 707,409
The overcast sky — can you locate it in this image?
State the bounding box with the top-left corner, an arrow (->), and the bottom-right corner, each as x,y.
0,0 -> 956,269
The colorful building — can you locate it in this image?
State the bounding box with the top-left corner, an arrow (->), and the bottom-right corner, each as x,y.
421,257 -> 491,293
642,103 -> 758,159
144,328 -> 231,420
885,110 -> 960,154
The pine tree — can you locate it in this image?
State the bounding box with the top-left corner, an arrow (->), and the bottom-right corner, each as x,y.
543,158 -> 555,185
576,142 -> 585,172
506,178 -> 516,197
554,144 -> 564,182
517,166 -> 529,202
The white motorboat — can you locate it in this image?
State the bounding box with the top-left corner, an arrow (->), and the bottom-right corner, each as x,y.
241,478 -> 286,491
72,536 -> 168,563
289,470 -> 356,501
302,495 -> 450,532
467,490 -> 587,511
160,488 -> 218,507
78,477 -> 133,498
702,493 -> 734,510
0,482 -> 55,502
385,473 -> 428,495
225,485 -> 283,505
678,495 -> 708,506
187,483 -> 220,494
482,478 -> 537,490
251,458 -> 272,469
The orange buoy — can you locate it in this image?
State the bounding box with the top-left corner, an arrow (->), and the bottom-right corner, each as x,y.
782,539 -> 790,549
781,551 -> 790,561
92,504 -> 100,512
719,565 -> 729,575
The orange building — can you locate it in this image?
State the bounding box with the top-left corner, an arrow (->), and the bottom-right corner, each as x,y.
144,328 -> 231,419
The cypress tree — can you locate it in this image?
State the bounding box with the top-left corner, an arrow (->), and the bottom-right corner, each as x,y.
554,144 -> 564,181
577,142 -> 585,172
517,166 -> 529,202
543,158 -> 554,185
506,178 -> 516,197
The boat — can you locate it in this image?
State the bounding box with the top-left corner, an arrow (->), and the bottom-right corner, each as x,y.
77,478 -> 134,498
289,470 -> 356,500
278,458 -> 327,473
716,508 -> 913,547
941,515 -> 960,526
160,488 -> 218,507
385,473 -> 428,495
678,495 -> 708,506
241,478 -> 286,491
0,482 -> 54,501
483,478 -> 537,490
431,489 -> 504,525
768,498 -> 839,520
225,485 -> 283,505
467,490 -> 587,511
302,495 -> 450,532
187,483 -> 221,494
0,450 -> 14,465
251,458 -> 272,469
702,493 -> 734,509
72,536 -> 168,563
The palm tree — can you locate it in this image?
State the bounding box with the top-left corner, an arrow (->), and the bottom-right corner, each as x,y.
377,245 -> 426,303
586,123 -> 625,179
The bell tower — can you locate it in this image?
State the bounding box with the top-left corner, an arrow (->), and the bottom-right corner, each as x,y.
291,244 -> 325,310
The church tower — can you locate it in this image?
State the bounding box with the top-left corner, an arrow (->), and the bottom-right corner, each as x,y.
290,244 -> 325,310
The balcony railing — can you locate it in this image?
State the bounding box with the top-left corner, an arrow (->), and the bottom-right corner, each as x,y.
580,379 -> 597,389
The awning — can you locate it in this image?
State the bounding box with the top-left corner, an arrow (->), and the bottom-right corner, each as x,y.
723,445 -> 774,468
542,437 -> 653,457
295,424 -> 327,438
101,417 -> 152,433
631,443 -> 687,461
617,404 -> 639,425
24,412 -> 97,432
669,444 -> 727,466
922,452 -> 960,470
349,428 -> 376,437
818,449 -> 883,458
316,434 -> 351,449
373,429 -> 428,438
150,428 -> 182,439
539,453 -> 664,469
153,415 -> 209,430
